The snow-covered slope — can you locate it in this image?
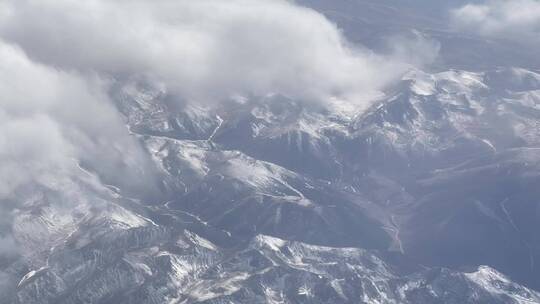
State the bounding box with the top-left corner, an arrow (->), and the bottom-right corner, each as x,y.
2,66 -> 539,303
2,2 -> 540,300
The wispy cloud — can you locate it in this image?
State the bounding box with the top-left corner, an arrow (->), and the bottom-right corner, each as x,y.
451,0 -> 540,46
0,41 -> 155,199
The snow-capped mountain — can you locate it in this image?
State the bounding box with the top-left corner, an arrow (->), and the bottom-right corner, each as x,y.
1,0 -> 540,303
3,65 -> 539,303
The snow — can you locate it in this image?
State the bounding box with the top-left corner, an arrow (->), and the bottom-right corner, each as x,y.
186,272 -> 250,302
403,70 -> 436,96
184,230 -> 218,251
207,114 -> 223,141
481,139 -> 497,153
107,205 -> 151,229
11,64 -> 540,303
465,266 -> 540,304
17,266 -> 48,287
255,235 -> 287,251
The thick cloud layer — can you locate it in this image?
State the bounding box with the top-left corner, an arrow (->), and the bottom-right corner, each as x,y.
0,41 -> 155,199
0,0 -> 439,213
0,0 -> 441,201
0,0 -> 417,104
451,0 -> 540,46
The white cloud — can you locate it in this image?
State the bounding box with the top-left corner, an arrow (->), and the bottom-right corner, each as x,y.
0,0 -> 441,262
0,41 -> 155,199
0,0 -> 441,201
0,0 -> 420,105
0,113 -> 74,197
451,0 -> 540,45
383,31 -> 441,68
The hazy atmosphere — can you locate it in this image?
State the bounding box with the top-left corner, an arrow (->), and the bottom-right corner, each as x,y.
1,0 -> 539,303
